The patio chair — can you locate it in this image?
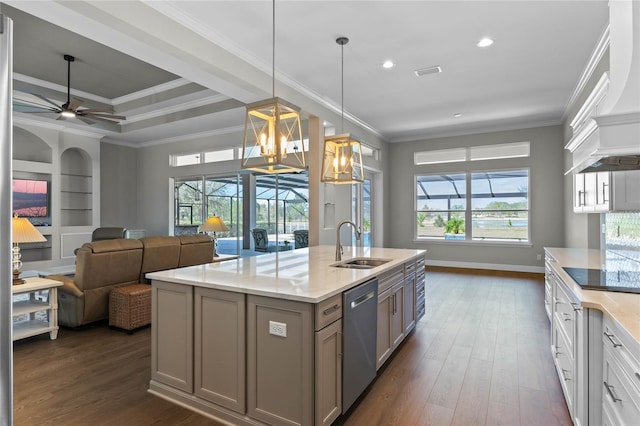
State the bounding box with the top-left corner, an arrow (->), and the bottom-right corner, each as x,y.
251,228 -> 276,253
293,230 -> 309,248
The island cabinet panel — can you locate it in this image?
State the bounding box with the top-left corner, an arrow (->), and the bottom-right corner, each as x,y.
247,295 -> 314,426
194,287 -> 246,413
315,319 -> 342,426
403,269 -> 416,335
376,282 -> 405,370
151,281 -> 194,393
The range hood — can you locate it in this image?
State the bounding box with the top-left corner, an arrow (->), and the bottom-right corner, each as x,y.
566,1 -> 640,174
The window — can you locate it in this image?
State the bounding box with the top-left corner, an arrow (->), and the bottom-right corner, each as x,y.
414,142 -> 530,165
171,147 -> 241,167
416,169 -> 529,242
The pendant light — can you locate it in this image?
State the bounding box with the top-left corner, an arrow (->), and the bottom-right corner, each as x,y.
321,36 -> 364,184
241,0 -> 306,174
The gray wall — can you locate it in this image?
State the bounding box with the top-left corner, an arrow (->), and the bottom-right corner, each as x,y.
101,143 -> 138,228
387,125 -> 565,272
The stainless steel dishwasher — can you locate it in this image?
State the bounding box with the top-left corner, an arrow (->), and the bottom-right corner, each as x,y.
342,278 -> 378,412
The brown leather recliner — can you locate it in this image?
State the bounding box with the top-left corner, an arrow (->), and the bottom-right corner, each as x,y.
139,236 -> 181,283
50,239 -> 144,327
178,234 -> 214,267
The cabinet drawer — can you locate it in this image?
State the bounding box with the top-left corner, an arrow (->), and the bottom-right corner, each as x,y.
602,345 -> 640,426
404,261 -> 416,277
315,294 -> 343,331
603,315 -> 640,397
378,266 -> 404,294
416,256 -> 425,272
554,280 -> 578,350
554,329 -> 575,414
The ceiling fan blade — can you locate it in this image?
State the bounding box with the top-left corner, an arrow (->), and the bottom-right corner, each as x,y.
32,94 -> 63,111
78,114 -> 121,124
79,108 -> 116,113
13,102 -> 59,113
67,98 -> 84,111
81,111 -> 126,120
76,115 -> 95,125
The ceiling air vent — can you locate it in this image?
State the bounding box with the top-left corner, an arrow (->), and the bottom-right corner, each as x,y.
414,65 -> 442,77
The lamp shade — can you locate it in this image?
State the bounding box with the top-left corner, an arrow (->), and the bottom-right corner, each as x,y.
241,97 -> 306,174
321,133 -> 365,184
12,216 -> 46,243
199,216 -> 229,233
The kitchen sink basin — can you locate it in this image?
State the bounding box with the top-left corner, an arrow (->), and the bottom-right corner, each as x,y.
331,258 -> 391,269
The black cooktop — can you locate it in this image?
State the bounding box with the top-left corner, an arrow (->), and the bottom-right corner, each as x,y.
562,267 -> 640,294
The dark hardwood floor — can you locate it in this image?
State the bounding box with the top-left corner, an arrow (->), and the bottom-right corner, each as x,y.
12,267 -> 570,426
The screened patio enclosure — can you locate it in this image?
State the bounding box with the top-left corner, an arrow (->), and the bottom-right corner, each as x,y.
174,172 -> 309,255
415,170 -> 529,241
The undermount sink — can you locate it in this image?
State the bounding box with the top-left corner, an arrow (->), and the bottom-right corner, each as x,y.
331,257 -> 391,269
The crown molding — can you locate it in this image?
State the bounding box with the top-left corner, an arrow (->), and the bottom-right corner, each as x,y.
102,124 -> 245,148
123,93 -> 230,124
13,72 -> 113,105
561,25 -> 610,122
111,78 -> 191,105
14,114 -> 108,139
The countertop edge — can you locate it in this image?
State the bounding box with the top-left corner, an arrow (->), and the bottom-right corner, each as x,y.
148,248 -> 426,304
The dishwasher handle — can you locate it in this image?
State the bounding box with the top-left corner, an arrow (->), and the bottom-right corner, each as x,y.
350,290 -> 375,309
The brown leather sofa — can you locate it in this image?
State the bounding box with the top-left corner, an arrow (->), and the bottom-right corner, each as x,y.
49,235 -> 213,327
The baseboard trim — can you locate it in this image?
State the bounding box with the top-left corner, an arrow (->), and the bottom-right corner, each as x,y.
426,259 -> 545,274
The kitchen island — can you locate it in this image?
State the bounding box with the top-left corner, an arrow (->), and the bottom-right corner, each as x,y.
146,245 -> 426,426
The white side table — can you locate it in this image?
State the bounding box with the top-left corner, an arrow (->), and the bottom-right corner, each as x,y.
12,277 -> 63,341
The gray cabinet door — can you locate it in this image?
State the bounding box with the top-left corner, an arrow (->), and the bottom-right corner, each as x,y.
194,287 -> 245,413
151,280 -> 193,392
247,294 -> 314,426
376,288 -> 392,370
403,274 -> 416,334
315,319 -> 342,426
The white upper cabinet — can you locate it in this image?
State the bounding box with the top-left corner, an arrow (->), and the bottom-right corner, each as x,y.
574,170 -> 640,213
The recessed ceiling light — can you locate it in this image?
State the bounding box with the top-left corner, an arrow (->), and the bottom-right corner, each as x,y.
454,113 -> 462,118
477,37 -> 494,47
382,60 -> 395,69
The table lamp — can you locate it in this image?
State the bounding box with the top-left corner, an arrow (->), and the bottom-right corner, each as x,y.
199,216 -> 229,257
12,214 -> 47,285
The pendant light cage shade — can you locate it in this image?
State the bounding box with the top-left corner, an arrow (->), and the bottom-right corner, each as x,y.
241,97 -> 306,173
321,133 -> 364,184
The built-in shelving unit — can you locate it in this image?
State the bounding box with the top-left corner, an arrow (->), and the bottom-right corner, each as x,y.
60,149 -> 93,227
12,123 -> 101,270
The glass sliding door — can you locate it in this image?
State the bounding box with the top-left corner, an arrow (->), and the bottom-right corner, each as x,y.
352,173 -> 372,248
204,175 -> 242,255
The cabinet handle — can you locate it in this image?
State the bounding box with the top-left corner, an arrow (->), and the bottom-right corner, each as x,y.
578,190 -> 585,206
561,369 -> 570,382
604,332 -> 623,348
602,181 -> 609,204
570,302 -> 582,312
323,304 -> 340,316
604,381 -> 622,403
635,372 -> 640,382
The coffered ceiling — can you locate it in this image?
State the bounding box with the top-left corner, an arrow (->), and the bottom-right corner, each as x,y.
3,1 -> 609,146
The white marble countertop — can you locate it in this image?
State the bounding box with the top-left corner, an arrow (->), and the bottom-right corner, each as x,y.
545,247 -> 640,345
147,245 -> 426,303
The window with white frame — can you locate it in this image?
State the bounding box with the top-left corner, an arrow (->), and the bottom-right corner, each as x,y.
416,169 -> 529,242
171,147 -> 240,167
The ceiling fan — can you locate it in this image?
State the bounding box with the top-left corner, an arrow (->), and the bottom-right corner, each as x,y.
13,54 -> 126,125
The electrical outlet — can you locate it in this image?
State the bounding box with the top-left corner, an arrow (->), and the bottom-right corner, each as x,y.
537,254 -> 542,261
269,321 -> 287,337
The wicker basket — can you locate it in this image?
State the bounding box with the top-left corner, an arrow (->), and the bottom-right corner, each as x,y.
109,284 -> 151,332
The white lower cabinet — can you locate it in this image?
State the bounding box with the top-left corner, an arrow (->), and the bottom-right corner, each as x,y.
601,316 -> 640,426
546,249 -> 640,426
